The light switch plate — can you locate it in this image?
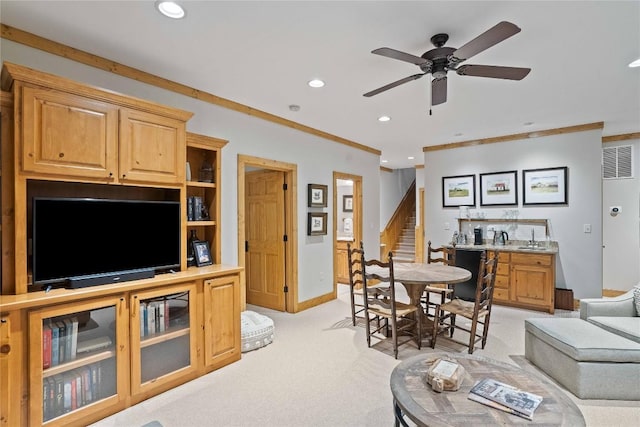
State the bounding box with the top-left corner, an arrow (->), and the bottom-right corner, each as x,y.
583,224 -> 592,233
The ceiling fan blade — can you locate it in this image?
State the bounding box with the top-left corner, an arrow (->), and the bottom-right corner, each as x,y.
432,77 -> 447,105
363,73 -> 426,97
451,21 -> 521,62
372,47 -> 429,65
456,64 -> 531,80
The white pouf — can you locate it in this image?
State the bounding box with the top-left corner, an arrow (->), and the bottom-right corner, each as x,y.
240,311 -> 275,352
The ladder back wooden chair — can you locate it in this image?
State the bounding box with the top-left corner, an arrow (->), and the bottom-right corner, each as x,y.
346,242 -> 366,326
421,241 -> 456,317
432,249 -> 498,354
362,251 -> 422,359
346,241 -> 389,326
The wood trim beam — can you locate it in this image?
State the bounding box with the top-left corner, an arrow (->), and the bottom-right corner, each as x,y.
602,132 -> 640,143
415,164 -> 424,169
1,24 -> 381,156
423,122 -> 604,152
380,166 -> 393,173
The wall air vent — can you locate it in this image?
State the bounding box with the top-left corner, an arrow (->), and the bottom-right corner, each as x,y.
602,145 -> 633,179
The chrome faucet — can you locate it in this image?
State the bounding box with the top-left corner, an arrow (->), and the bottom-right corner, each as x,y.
529,228 -> 536,247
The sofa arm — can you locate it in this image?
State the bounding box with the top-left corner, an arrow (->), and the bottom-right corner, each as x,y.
579,289 -> 636,320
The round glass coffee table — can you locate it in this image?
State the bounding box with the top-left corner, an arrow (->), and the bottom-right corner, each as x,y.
390,352 -> 585,426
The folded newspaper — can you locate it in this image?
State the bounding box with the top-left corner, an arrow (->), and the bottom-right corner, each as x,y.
468,377 -> 543,420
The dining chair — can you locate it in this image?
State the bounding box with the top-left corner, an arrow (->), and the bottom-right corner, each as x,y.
432,249 -> 498,354
346,242 -> 367,326
421,241 -> 456,317
362,251 -> 422,359
346,241 -> 389,326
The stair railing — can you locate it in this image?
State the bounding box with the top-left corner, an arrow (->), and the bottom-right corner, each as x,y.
380,180 -> 416,259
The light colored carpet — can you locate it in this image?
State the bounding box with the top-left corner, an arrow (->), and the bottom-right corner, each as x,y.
90,285 -> 640,427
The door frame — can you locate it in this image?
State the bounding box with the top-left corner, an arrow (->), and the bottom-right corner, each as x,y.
333,171 -> 362,295
238,155 -> 298,313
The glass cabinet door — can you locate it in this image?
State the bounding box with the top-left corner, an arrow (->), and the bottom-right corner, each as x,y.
29,296 -> 127,425
130,282 -> 197,396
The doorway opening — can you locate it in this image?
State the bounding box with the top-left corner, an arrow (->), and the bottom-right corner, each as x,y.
237,155 -> 298,313
333,172 -> 362,295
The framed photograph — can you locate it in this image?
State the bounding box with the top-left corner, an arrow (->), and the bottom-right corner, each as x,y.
343,195 -> 353,212
479,170 -> 518,206
307,212 -> 328,236
192,240 -> 213,266
522,166 -> 568,205
307,184 -> 328,208
442,174 -> 476,207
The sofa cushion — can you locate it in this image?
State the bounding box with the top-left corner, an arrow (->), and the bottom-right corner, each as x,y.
587,316 -> 640,344
525,318 -> 640,363
634,285 -> 640,316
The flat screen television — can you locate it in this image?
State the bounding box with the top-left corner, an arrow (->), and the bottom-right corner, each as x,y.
32,197 -> 181,288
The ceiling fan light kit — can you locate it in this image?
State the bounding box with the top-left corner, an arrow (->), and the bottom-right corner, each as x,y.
364,21 -> 531,106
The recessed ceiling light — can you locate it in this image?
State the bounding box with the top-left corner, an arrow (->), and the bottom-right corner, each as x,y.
308,79 -> 325,88
454,132 -> 463,137
381,159 -> 389,163
378,116 -> 391,122
289,104 -> 300,112
629,58 -> 640,68
156,1 -> 185,19
524,121 -> 534,126
407,156 -> 415,160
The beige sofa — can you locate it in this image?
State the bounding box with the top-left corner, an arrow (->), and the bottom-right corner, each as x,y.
524,286 -> 640,400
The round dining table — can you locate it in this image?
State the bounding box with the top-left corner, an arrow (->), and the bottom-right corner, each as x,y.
391,263 -> 472,307
367,262 -> 472,344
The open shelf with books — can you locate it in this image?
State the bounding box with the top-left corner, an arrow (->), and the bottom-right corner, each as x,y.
185,132 -> 227,266
130,283 -> 197,397
29,296 -> 127,426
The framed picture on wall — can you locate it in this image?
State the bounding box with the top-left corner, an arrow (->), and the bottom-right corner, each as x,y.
522,166 -> 568,205
307,212 -> 328,235
343,195 -> 353,212
479,170 -> 518,206
307,184 -> 328,207
442,174 -> 476,207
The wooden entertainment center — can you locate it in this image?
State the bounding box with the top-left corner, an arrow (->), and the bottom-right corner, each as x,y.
0,62 -> 242,426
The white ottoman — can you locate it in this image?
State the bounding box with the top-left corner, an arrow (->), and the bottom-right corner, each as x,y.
241,311 -> 275,352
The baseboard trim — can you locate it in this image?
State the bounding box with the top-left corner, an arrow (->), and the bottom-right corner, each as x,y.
296,290 -> 335,312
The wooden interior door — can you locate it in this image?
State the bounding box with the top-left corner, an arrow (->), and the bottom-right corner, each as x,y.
245,170 -> 286,310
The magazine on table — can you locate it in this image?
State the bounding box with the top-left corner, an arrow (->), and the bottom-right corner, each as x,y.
468,377 -> 543,420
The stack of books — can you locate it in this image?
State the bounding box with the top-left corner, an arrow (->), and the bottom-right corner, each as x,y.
468,377 -> 543,420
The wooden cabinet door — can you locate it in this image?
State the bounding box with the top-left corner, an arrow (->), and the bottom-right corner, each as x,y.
130,283 -> 197,399
511,263 -> 553,310
21,85 -> 118,179
119,108 -> 185,185
203,275 -> 240,370
335,241 -> 350,284
28,296 -> 128,426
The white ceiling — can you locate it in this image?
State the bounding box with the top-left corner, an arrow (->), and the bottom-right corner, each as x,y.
1,1 -> 639,169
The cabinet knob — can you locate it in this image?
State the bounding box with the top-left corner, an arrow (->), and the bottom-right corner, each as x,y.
109,172 -> 113,177
122,174 -> 126,179
59,152 -> 64,158
0,344 -> 10,354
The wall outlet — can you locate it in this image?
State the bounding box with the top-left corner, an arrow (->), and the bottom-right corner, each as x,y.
583,224 -> 592,233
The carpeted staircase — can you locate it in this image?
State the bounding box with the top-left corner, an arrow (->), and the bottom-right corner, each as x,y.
393,215 -> 416,262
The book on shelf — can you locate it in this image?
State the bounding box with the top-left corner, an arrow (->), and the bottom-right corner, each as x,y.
56,320 -> 66,363
468,377 -> 543,420
43,323 -> 52,369
69,317 -> 79,360
51,322 -> 60,366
